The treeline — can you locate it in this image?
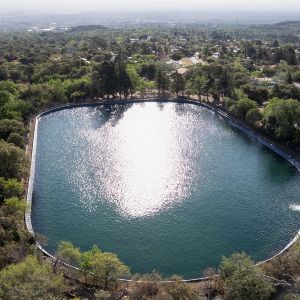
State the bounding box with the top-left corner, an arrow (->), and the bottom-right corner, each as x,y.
241,41 -> 298,65
0,79 -> 33,271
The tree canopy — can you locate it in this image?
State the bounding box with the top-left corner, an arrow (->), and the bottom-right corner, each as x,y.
0,255 -> 65,300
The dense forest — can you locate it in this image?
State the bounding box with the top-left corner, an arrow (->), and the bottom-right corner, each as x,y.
0,22 -> 300,299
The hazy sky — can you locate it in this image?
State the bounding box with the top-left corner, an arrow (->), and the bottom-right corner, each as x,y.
1,0 -> 300,13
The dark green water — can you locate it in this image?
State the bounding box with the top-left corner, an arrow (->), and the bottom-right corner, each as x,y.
32,102 -> 300,278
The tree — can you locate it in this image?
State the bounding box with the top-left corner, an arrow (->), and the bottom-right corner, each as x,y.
0,91 -> 11,107
95,61 -> 117,99
271,84 -> 300,101
1,98 -> 32,119
186,74 -> 208,100
220,252 -> 254,280
0,255 -> 65,300
220,68 -> 233,97
224,269 -> 274,300
91,36 -> 108,49
245,108 -> 263,128
139,63 -> 156,81
171,71 -> 185,97
293,71 -> 300,83
155,66 -> 169,96
126,64 -> 151,98
7,133 -> 25,149
3,197 -> 26,215
228,98 -> 258,120
53,241 -> 81,272
0,68 -> 8,81
62,78 -> 90,102
272,40 -> 279,47
287,71 -> 293,84
0,140 -> 27,179
0,195 -> 34,268
0,119 -> 25,140
49,81 -> 67,104
115,62 -> 132,99
171,52 -> 184,61
0,177 -> 23,198
0,81 -> 19,96
264,98 -> 300,145
23,64 -> 35,82
241,84 -> 269,105
286,47 -> 297,65
80,245 -> 130,290
220,253 -> 274,300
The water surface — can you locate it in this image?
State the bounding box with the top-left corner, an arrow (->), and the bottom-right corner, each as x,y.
32,102 -> 300,278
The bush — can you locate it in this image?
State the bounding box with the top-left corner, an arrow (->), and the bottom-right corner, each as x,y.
0,140 -> 27,179
0,80 -> 19,96
224,269 -> 274,300
220,253 -> 274,300
0,255 -> 65,299
0,195 -> 34,267
293,70 -> 300,82
80,245 -> 130,289
241,84 -> 269,104
2,98 -> 32,119
0,177 -> 23,198
7,133 -> 25,149
164,275 -> 198,300
228,98 -> 258,120
129,272 -> 162,298
224,97 -> 235,109
0,119 -> 25,140
4,197 -> 26,214
264,98 -> 300,144
220,252 -> 254,280
245,108 -> 263,127
0,91 -> 11,107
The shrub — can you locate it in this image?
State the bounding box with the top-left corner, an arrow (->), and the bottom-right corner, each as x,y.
0,255 -> 65,299
7,133 -> 25,149
0,140 -> 27,179
0,119 -> 25,140
220,253 -> 274,300
245,108 -> 263,127
0,177 -> 23,198
228,98 -> 258,120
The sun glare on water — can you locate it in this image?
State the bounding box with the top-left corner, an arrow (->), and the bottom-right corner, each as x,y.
74,104 -> 196,218
290,204 -> 300,212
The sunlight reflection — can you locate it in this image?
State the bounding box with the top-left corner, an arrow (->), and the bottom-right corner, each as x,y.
78,104 -> 195,218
